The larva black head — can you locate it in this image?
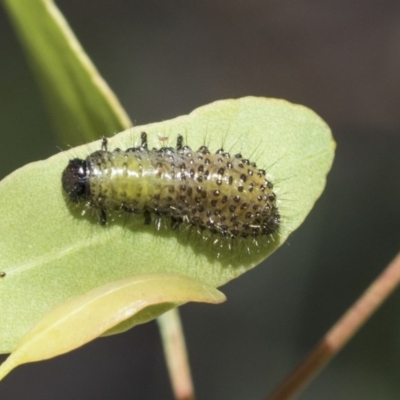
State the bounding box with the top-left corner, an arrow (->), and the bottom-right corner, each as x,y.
62,158 -> 90,202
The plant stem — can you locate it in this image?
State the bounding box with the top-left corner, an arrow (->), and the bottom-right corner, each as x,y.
158,308 -> 195,400
267,252 -> 400,400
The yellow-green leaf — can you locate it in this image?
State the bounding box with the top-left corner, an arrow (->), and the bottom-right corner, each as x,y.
2,0 -> 131,144
0,97 -> 335,353
0,273 -> 225,380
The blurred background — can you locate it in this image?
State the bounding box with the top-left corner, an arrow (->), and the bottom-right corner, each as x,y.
1,1 -> 400,399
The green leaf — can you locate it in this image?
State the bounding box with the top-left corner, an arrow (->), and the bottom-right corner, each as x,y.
0,97 -> 335,353
2,0 -> 131,144
0,273 -> 225,380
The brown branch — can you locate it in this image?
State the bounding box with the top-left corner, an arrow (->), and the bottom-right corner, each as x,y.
267,252 -> 400,400
158,308 -> 196,400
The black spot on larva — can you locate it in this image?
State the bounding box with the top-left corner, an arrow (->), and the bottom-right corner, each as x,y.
198,145 -> 210,155
62,132 -> 280,238
258,169 -> 266,177
0,271 -> 6,278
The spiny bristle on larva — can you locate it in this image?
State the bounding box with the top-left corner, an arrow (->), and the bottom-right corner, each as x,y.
62,133 -> 280,238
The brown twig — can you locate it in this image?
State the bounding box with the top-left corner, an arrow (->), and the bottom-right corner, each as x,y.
267,252 -> 400,400
158,308 -> 195,400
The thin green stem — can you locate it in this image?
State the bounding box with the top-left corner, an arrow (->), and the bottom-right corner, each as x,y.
267,252 -> 400,400
158,308 -> 195,400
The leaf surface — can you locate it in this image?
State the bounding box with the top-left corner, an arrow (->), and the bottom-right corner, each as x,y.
3,0 -> 131,144
0,273 -> 224,380
0,97 -> 335,353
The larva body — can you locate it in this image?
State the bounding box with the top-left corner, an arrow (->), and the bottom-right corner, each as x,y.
62,133 -> 280,238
